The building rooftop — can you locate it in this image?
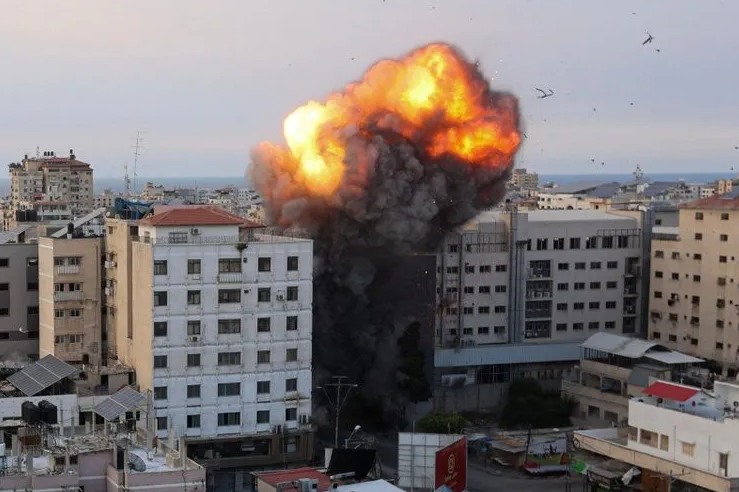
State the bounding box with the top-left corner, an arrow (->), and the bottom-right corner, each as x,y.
643,381 -> 700,402
582,332 -> 703,364
632,381 -> 725,422
526,209 -> 634,223
681,188 -> 739,210
139,205 -> 263,228
256,467 -> 332,491
335,480 -> 404,492
547,181 -> 619,195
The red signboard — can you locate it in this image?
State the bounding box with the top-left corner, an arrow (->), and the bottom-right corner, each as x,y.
435,437 -> 467,492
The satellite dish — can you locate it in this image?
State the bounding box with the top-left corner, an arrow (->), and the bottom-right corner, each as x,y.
128,452 -> 147,472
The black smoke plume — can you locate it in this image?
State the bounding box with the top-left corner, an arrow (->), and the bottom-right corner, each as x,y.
249,43 -> 522,427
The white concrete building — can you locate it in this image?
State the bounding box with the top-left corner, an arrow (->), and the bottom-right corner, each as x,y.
434,209 -> 648,412
106,205 -> 315,468
575,379 -> 739,492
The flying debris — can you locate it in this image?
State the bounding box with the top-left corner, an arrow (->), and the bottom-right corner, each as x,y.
249,43 -> 522,422
536,87 -> 555,99
642,32 -> 654,45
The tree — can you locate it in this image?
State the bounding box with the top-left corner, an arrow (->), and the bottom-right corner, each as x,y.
416,413 -> 468,434
499,379 -> 576,429
397,322 -> 431,403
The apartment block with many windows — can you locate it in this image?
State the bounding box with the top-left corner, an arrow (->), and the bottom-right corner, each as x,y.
649,190 -> 739,375
434,209 -> 647,412
105,205 -> 314,469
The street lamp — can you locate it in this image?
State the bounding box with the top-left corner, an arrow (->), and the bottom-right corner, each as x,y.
345,425 -> 361,448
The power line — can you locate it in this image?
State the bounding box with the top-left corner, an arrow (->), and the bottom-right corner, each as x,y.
317,376 -> 358,449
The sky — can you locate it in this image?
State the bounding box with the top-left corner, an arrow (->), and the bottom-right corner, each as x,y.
1,0 -> 738,178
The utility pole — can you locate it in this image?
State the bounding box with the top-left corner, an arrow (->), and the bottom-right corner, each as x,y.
317,376 -> 358,449
131,131 -> 147,195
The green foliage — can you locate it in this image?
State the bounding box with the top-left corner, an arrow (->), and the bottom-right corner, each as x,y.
499,379 -> 577,429
416,413 -> 468,434
397,322 -> 432,403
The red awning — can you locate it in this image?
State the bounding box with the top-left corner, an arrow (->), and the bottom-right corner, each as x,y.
643,381 -> 699,402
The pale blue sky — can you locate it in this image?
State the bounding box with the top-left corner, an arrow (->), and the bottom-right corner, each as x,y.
1,0 -> 737,177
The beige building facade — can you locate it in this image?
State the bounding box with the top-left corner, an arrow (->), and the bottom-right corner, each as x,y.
38,235 -> 104,365
649,191 -> 739,374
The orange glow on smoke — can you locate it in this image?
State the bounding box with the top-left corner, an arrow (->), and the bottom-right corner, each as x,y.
260,43 -> 521,197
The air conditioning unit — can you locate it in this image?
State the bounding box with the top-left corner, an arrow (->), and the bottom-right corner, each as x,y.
104,288 -> 110,296
191,228 -> 201,235
104,261 -> 110,268
187,335 -> 200,343
190,274 -> 201,280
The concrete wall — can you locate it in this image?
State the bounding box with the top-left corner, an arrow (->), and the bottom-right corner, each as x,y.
0,243 -> 39,359
433,378 -> 561,413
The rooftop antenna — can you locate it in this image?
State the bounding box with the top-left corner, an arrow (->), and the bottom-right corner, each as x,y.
633,164 -> 644,201
123,162 -> 131,199
35,146 -> 40,158
132,131 -> 147,194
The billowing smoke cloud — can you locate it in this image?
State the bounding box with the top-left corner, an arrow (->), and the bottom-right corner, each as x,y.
249,42 -> 522,424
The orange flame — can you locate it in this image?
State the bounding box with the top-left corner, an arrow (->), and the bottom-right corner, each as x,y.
260,43 -> 521,197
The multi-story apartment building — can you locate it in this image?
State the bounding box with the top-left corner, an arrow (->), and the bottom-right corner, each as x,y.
561,332 -> 702,428
649,189 -> 739,375
509,168 -> 539,191
434,209 -> 646,412
0,228 -> 39,359
105,205 -> 314,469
38,230 -> 105,366
7,150 -> 94,229
574,379 -> 739,492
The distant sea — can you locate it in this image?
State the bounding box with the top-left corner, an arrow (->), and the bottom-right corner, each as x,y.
0,172 -> 734,197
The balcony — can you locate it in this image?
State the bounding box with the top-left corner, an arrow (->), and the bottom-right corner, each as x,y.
55,265 -> 80,275
527,269 -> 551,279
217,272 -> 243,283
54,291 -> 83,302
624,287 -> 638,297
526,290 -> 551,299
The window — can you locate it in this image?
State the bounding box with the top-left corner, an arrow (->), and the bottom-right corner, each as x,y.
557,303 -> 567,311
446,266 -> 459,274
573,323 -> 584,331
154,386 -> 168,400
494,305 -> 506,313
448,244 -> 458,253
69,308 -> 81,318
257,410 -> 270,424
286,315 -> 298,331
574,302 -> 584,310
258,257 -> 272,272
153,291 -> 168,307
477,326 -> 490,335
536,238 -> 548,250
605,321 -> 616,329
257,381 -> 271,394
218,319 -> 241,334
153,355 -> 167,368
589,301 -> 600,310
588,321 -> 599,330
463,286 -> 474,294
286,348 -> 298,361
671,273 -> 679,280
557,283 -> 568,291
257,288 -> 271,302
694,253 -> 702,260
27,282 -> 38,291
655,271 -> 663,278
602,236 -> 614,249
681,441 -> 695,457
287,256 -> 299,271
187,385 -> 201,398
493,325 -> 505,334
154,260 -> 167,275
574,262 -> 585,270
606,281 -> 617,289
464,265 -> 474,274
257,350 -> 271,364
218,352 -> 241,365
478,306 -> 490,314
168,232 -> 188,244
257,317 -> 271,332
693,275 -> 701,282
219,258 -> 242,273
187,354 -> 201,367
569,237 -> 580,249
495,264 -> 506,272
187,320 -> 201,335
718,277 -> 727,286
558,262 -> 569,271
156,417 -> 168,430
55,309 -> 65,319
660,435 -> 669,451
153,322 -> 167,337
286,378 -> 298,392
187,290 -> 201,305
218,382 -> 241,397
218,412 -> 241,426
655,250 -> 664,258
606,301 -> 617,309
717,319 -> 726,329
187,259 -> 201,274
187,415 -> 201,428
494,285 -> 506,293
285,408 -> 298,421
720,255 -> 728,263
606,261 -> 618,269
590,261 -> 601,269
553,238 -> 564,250
721,213 -> 729,220
695,212 -> 703,220
0,258 -> 8,267
574,282 -> 585,290
556,323 -> 567,332
694,233 -> 703,240
218,289 -> 241,303
720,234 -> 728,242
286,286 -> 299,301
590,282 -> 601,289
639,429 -> 658,447
475,286 -> 489,294
585,237 -> 597,249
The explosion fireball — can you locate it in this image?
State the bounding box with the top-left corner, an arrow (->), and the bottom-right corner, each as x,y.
249,42 -> 522,424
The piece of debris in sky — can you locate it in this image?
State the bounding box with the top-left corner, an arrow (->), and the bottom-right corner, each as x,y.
536,88 -> 555,99
642,32 -> 654,45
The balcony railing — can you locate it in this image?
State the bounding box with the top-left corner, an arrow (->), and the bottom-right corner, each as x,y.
54,291 -> 83,301
55,265 -> 80,275
217,272 -> 243,283
526,290 -> 551,299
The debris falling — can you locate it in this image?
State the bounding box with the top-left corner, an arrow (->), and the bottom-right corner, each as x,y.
249,42 -> 522,422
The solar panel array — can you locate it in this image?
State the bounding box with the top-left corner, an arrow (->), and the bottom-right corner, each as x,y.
95,386 -> 146,421
7,355 -> 79,396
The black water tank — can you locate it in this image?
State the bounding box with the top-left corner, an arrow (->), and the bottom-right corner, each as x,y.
38,400 -> 58,425
116,446 -> 125,470
21,401 -> 40,424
